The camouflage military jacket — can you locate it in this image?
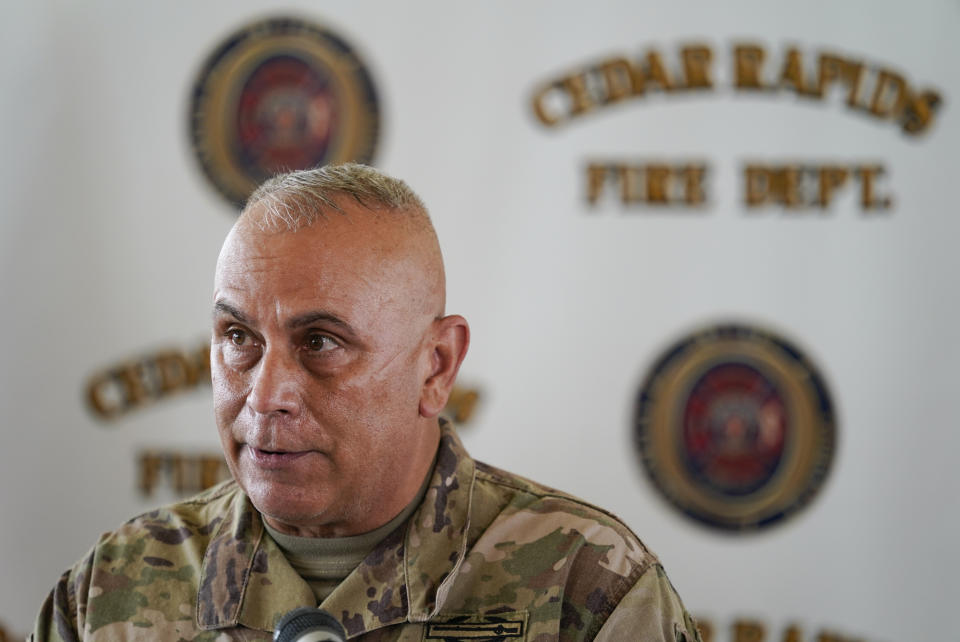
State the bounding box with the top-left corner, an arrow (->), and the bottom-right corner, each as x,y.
32,423 -> 701,641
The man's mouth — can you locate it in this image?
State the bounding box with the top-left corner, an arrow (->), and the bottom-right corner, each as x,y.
246,445 -> 310,467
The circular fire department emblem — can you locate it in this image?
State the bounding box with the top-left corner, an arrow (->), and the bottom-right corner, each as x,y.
190,17 -> 380,208
634,323 -> 836,532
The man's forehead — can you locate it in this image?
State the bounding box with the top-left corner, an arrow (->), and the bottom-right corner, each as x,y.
216,196 -> 445,318
217,230 -> 412,308
230,202 -> 407,253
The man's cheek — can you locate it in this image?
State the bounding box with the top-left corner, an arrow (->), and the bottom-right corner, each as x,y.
212,364 -> 247,406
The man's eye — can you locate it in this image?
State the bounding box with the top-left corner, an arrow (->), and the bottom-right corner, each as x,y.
306,333 -> 336,352
228,329 -> 247,346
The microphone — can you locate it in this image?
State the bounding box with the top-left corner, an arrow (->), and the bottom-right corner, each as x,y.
274,607 -> 347,642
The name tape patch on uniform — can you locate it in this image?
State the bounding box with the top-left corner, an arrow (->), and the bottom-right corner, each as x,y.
634,323 -> 836,532
425,616 -> 525,640
190,16 -> 380,209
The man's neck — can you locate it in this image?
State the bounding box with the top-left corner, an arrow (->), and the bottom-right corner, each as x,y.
263,449 -> 436,602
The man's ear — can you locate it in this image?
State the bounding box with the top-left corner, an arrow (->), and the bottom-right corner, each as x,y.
419,314 -> 470,418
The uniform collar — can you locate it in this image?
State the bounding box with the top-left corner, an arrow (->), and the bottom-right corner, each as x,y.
197,420 -> 476,637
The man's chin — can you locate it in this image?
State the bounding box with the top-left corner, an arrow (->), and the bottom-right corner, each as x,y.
244,484 -> 334,534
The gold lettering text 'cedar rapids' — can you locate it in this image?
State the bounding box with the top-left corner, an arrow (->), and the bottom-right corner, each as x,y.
532,41 -> 942,136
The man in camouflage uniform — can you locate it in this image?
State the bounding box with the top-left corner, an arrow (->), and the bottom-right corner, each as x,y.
32,164 -> 701,641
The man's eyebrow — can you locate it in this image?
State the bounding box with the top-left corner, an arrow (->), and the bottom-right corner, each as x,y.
213,303 -> 355,336
286,311 -> 355,335
213,301 -> 250,324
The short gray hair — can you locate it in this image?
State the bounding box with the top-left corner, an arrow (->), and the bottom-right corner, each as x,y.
243,163 -> 428,231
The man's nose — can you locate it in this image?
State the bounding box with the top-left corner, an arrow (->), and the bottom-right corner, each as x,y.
246,345 -> 300,416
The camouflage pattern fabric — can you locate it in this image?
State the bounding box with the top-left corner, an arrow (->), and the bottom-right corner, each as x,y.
31,421 -> 702,641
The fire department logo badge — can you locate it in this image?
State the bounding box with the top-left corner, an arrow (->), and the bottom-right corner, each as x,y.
634,323 -> 836,531
190,17 -> 380,208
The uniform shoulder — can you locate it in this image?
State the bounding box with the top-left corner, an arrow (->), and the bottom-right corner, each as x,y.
472,460 -> 656,563
98,479 -> 242,551
42,483 -> 247,636
474,459 -> 633,523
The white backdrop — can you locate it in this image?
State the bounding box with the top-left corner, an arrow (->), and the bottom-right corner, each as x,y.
1,2 -> 958,640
